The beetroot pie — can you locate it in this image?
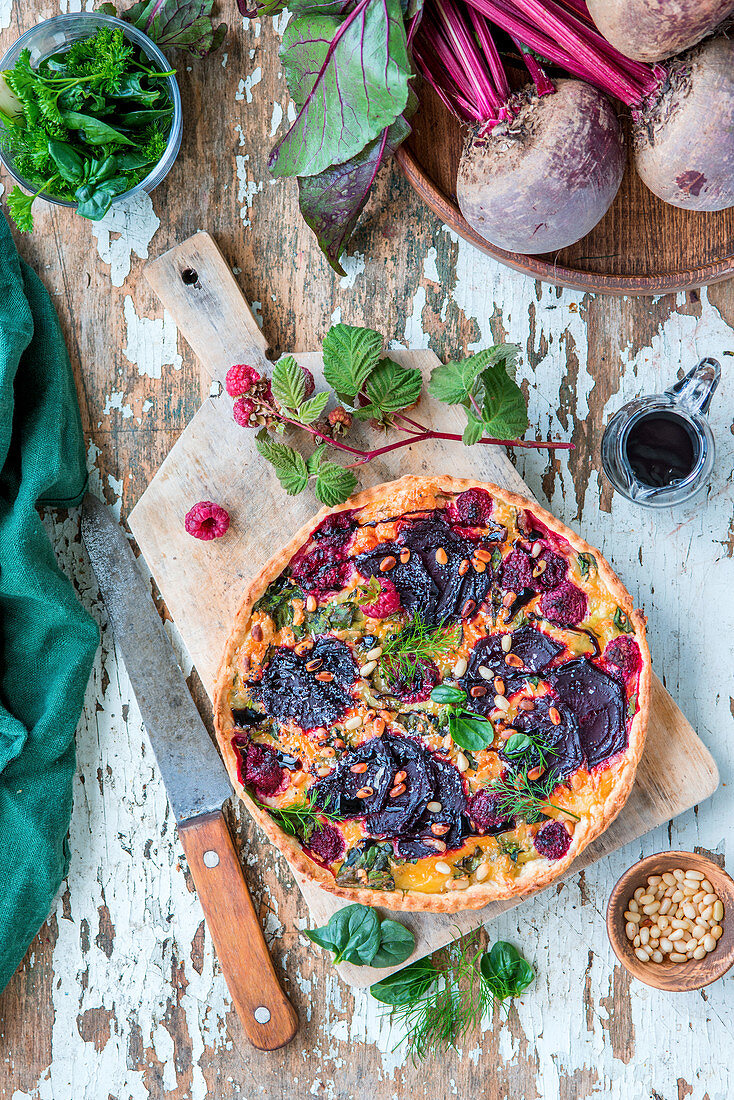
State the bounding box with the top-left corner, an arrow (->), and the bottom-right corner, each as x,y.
214,476 -> 650,912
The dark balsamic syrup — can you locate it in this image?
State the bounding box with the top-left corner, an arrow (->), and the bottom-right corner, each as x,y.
625,413 -> 699,489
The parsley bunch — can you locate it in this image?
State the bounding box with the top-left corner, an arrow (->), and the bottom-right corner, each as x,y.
1,26 -> 174,231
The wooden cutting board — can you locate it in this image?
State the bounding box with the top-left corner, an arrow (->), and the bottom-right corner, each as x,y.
128,232 -> 719,988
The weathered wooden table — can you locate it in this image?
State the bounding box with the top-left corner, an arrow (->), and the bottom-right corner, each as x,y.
1,5 -> 733,1099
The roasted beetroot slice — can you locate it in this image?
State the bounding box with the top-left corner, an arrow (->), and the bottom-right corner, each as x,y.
467,789 -> 515,834
304,822 -> 345,865
500,695 -> 584,785
547,658 -> 627,768
462,625 -> 564,705
251,637 -> 356,730
539,581 -> 588,627
500,548 -> 536,591
310,735 -> 395,817
366,735 -> 435,837
603,636 -> 642,682
356,511 -> 492,625
534,549 -> 568,591
393,753 -> 468,858
289,511 -> 358,595
533,820 -> 571,860
236,739 -> 287,798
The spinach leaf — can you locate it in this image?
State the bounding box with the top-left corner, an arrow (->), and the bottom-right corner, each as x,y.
480,941 -> 534,1003
613,607 -> 634,634
47,140 -> 85,184
109,73 -> 163,104
305,600 -> 357,634
430,684 -> 467,706
577,552 -> 597,579
370,959 -> 438,1005
370,919 -> 416,967
61,110 -> 137,146
305,903 -> 381,964
448,713 -> 494,752
269,0 -> 411,178
74,184 -> 117,221
254,576 -> 304,632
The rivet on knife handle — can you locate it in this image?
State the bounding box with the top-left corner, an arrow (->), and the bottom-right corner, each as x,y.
177,810 -> 298,1050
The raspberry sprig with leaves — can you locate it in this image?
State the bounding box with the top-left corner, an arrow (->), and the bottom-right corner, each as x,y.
228,323 -> 572,507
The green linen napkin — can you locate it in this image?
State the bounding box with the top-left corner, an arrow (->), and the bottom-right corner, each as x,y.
0,211 -> 99,995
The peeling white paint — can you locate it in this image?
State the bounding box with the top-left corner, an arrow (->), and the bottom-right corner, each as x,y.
91,193 -> 161,287
236,154 -> 264,227
122,296 -> 182,380
0,0 -> 12,32
102,391 -> 133,420
236,67 -> 263,104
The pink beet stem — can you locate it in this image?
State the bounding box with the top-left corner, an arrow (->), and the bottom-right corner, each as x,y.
433,0 -> 507,117
512,36 -> 555,95
477,0 -> 658,104
466,5 -> 512,102
415,0 -> 518,126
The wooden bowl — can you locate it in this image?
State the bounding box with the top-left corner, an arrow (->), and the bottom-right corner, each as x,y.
395,84 -> 734,295
607,851 -> 734,991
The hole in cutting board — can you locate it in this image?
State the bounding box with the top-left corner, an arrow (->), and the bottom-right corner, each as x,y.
181,267 -> 201,287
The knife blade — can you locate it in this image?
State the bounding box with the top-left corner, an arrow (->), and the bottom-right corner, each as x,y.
81,492 -> 298,1050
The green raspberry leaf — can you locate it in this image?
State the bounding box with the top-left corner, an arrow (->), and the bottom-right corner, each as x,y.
315,461 -> 358,506
428,354 -> 486,405
297,391 -> 329,424
323,324 -> 383,398
363,357 -> 422,418
272,355 -> 307,411
478,363 -> 528,439
462,407 -> 484,446
255,430 -> 309,495
306,443 -> 327,475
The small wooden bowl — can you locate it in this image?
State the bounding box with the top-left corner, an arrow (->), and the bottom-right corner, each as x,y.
607,851 -> 734,992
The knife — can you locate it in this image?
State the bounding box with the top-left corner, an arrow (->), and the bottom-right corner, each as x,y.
81,492 -> 298,1050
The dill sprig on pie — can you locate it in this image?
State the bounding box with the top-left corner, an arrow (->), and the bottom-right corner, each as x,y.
253,791 -> 342,842
490,767 -> 581,825
380,613 -> 461,686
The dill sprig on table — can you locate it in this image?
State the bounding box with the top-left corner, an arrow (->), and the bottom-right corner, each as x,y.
385,935 -> 492,1063
371,932 -> 535,1063
380,612 -> 461,686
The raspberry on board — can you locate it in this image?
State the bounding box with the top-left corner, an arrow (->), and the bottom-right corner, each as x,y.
233,396 -> 256,427
184,501 -> 230,541
225,363 -> 261,396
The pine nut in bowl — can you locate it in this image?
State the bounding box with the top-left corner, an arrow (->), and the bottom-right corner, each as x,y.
607,851 -> 734,992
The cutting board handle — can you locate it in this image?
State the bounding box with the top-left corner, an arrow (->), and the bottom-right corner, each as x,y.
145,232 -> 269,386
178,809 -> 298,1050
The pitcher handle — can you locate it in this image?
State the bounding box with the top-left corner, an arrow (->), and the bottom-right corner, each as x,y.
665,357 -> 721,415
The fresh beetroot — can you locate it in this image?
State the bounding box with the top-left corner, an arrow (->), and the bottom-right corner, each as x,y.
457,80 -> 625,254
586,0 -> 734,63
633,37 -> 734,211
480,0 -> 734,213
413,0 -> 625,255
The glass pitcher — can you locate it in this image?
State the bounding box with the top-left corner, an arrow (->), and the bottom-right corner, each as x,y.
600,358 -> 721,508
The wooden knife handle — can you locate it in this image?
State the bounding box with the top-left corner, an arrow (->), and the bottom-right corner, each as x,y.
178,810 -> 298,1050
